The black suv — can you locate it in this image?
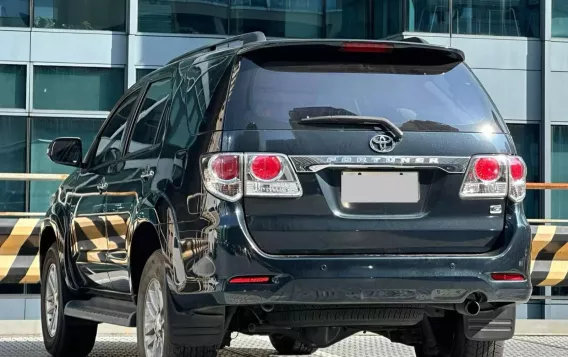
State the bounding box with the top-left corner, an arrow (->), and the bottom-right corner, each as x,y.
39,32 -> 531,357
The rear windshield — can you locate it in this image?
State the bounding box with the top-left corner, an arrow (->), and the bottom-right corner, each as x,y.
223,54 -> 504,133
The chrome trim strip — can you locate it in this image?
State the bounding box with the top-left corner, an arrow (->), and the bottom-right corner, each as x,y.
289,155 -> 471,174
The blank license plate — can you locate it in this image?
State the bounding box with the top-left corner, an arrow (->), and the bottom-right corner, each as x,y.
341,172 -> 420,203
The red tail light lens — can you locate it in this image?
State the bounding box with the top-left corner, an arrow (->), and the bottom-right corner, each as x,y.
340,42 -> 394,53
211,155 -> 240,181
474,157 -> 500,182
229,276 -> 271,284
491,273 -> 525,281
250,155 -> 282,181
509,157 -> 525,181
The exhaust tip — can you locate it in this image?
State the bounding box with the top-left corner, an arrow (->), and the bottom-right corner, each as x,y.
465,301 -> 481,316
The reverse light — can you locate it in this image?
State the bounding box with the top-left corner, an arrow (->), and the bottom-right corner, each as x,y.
229,276 -> 271,284
340,42 -> 394,53
491,273 -> 525,281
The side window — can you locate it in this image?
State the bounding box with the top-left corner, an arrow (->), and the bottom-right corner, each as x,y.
127,77 -> 172,154
166,56 -> 230,150
92,90 -> 140,167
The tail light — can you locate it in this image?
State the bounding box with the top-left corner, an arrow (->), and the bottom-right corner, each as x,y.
460,155 -> 526,202
340,42 -> 394,53
507,156 -> 527,203
201,153 -> 302,201
202,153 -> 243,202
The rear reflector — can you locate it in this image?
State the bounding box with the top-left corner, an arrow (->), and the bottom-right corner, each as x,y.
340,42 -> 394,53
229,276 -> 271,284
491,273 -> 525,281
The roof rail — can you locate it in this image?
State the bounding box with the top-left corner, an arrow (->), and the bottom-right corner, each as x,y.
167,31 -> 267,65
401,37 -> 429,44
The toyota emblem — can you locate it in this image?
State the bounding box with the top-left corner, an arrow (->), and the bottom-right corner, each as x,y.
370,134 -> 396,153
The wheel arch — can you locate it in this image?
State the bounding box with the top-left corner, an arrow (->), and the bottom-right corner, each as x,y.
39,220 -> 63,274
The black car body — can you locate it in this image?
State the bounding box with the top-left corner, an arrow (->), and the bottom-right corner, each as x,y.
39,33 -> 531,357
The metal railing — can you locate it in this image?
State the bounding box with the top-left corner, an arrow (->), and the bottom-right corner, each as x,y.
0,173 -> 69,217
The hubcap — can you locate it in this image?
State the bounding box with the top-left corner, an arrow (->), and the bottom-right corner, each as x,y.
45,263 -> 59,337
144,278 -> 165,357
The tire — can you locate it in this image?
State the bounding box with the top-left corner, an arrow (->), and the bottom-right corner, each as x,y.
415,316 -> 504,357
269,334 -> 318,355
137,250 -> 218,357
41,243 -> 98,357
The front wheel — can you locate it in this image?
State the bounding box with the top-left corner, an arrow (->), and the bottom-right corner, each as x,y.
41,243 -> 98,357
136,250 -> 218,357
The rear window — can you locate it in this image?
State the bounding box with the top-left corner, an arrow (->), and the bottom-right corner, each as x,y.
224,54 -> 504,133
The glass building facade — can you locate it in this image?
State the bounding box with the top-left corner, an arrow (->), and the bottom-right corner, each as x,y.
0,0 -> 564,319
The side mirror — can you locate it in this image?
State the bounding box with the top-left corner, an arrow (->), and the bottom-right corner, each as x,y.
47,138 -> 83,168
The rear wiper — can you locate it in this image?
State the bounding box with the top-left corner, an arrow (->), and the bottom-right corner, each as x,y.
298,115 -> 403,140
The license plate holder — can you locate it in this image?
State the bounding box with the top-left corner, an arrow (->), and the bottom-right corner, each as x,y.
341,171 -> 420,203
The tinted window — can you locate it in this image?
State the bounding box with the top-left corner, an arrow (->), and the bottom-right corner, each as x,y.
33,0 -> 126,31
33,67 -> 125,111
167,56 -> 230,149
93,91 -> 139,166
128,78 -> 172,154
224,56 -> 503,133
0,64 -> 26,109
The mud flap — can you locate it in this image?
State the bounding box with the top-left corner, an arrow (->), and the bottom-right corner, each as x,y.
463,306 -> 516,341
166,290 -> 226,346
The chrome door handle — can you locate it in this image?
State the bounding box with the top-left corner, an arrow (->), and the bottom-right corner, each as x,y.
97,181 -> 108,193
140,167 -> 155,180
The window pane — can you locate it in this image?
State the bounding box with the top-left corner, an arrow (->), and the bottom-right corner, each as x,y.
29,117 -> 105,213
128,78 -> 171,154
553,0 -> 568,37
33,0 -> 126,31
325,0 -> 365,38
225,58 -> 503,132
0,116 -> 26,213
0,65 -> 26,109
373,0 -> 404,39
33,67 -> 125,111
552,126 -> 568,223
451,0 -> 540,37
406,0 -> 450,33
136,69 -> 157,82
0,0 -> 30,27
508,124 -> 540,219
138,0 -> 229,34
93,91 -> 140,167
230,0 -> 323,38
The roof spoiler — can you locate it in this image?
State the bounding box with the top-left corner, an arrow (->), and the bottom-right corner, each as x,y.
167,32 -> 266,65
402,37 -> 429,44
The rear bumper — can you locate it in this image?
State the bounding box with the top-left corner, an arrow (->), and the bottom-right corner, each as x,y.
171,202 -> 532,311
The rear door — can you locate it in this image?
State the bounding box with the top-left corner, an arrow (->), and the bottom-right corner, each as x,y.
221,42 -> 516,255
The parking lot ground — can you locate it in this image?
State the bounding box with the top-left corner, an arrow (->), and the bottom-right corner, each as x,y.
0,334 -> 568,357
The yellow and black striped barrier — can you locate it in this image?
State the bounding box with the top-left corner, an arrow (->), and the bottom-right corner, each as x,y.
0,218 -> 41,284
